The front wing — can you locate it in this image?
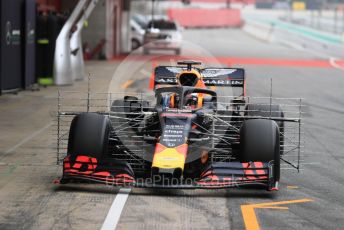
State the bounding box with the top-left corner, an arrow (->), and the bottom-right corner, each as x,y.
55,156 -> 275,190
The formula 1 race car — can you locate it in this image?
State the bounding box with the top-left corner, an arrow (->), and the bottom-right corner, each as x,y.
55,61 -> 303,191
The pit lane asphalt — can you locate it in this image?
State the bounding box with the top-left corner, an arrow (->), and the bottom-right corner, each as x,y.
0,28 -> 343,230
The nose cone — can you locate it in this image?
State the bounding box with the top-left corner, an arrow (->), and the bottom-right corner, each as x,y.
152,144 -> 188,171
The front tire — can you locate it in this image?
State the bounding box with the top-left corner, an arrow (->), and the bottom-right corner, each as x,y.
68,113 -> 111,159
131,39 -> 140,50
245,104 -> 284,154
239,119 -> 280,182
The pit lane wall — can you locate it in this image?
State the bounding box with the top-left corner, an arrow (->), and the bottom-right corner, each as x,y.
243,16 -> 344,59
167,8 -> 243,28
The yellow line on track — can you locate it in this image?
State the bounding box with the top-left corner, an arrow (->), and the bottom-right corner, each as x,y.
241,199 -> 313,230
287,185 -> 299,189
121,80 -> 134,89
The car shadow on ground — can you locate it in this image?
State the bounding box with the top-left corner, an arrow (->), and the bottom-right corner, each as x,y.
53,183 -> 276,199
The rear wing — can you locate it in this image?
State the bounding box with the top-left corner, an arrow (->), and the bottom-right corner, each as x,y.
154,66 -> 245,88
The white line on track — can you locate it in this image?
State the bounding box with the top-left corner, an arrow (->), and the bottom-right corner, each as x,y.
101,188 -> 131,230
280,39 -> 344,71
329,57 -> 344,70
1,122 -> 53,156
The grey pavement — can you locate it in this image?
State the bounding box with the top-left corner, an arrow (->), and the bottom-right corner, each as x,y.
0,28 -> 344,230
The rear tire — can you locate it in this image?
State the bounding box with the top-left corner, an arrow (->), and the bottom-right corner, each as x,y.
240,119 -> 280,181
68,113 -> 111,159
131,39 -> 140,50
